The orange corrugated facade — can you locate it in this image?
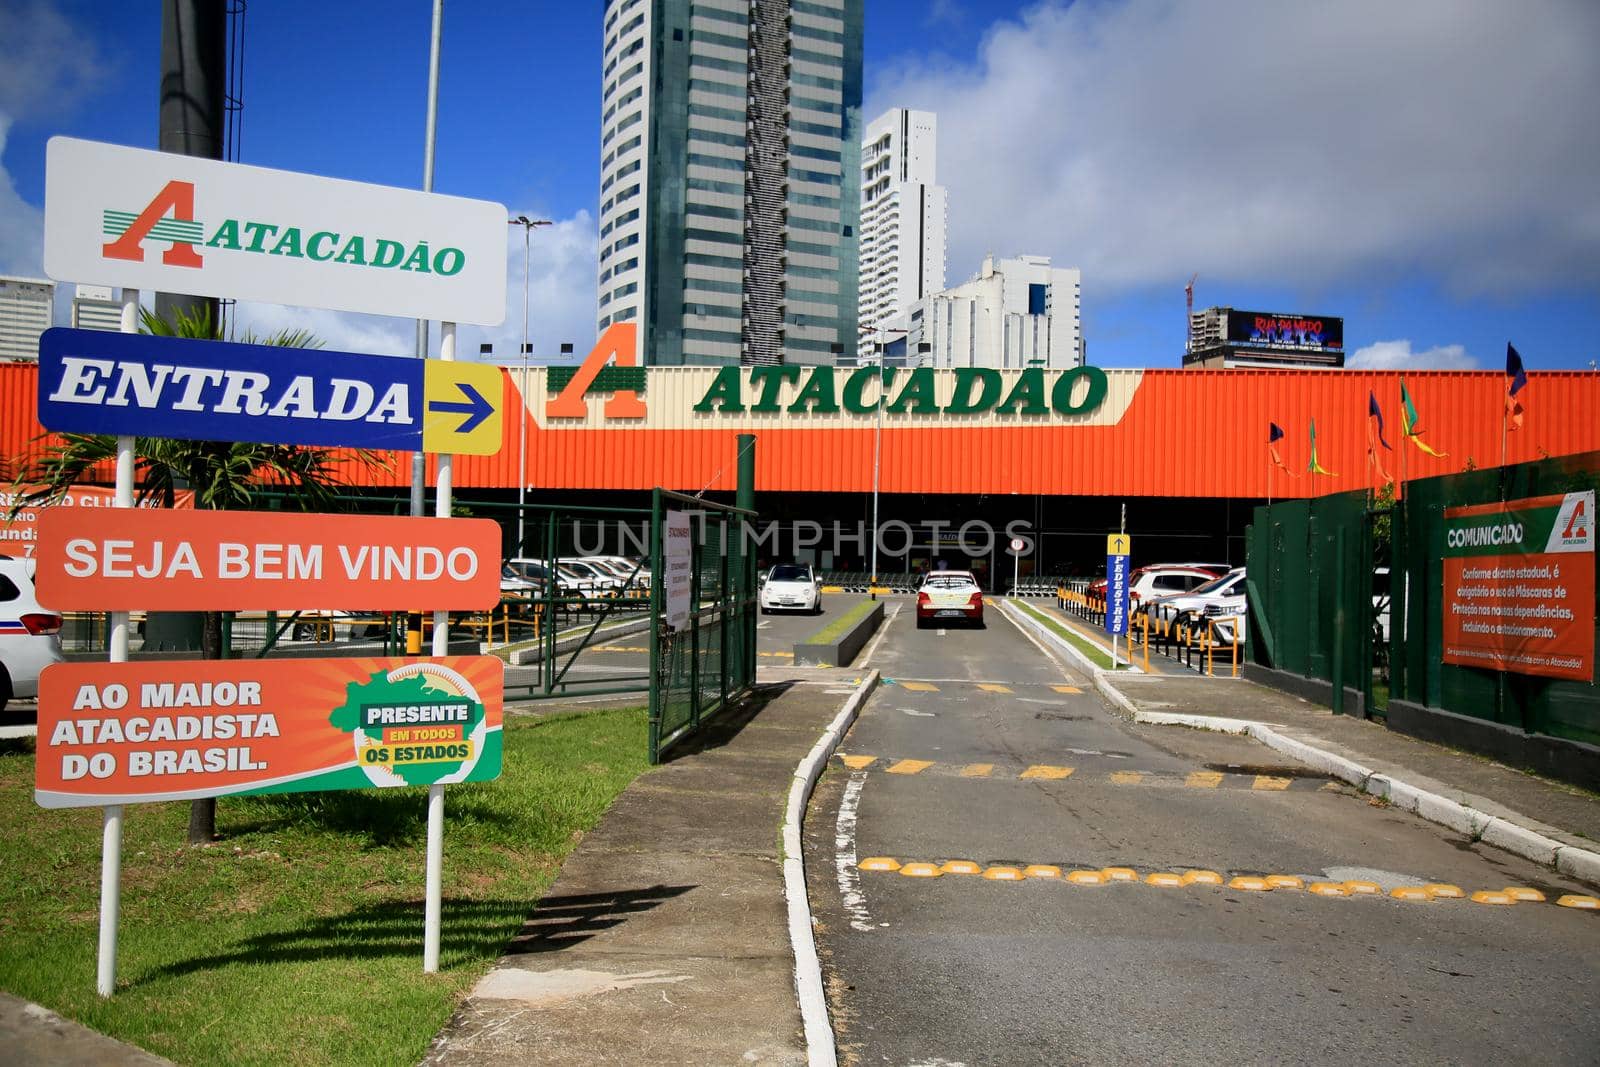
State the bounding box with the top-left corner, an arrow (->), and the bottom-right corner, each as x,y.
4,361 -> 1597,498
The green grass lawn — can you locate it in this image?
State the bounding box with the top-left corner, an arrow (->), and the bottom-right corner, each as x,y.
1013,600 -> 1124,670
803,598 -> 880,646
0,708 -> 648,1066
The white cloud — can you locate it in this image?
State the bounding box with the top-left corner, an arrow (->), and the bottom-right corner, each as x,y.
870,0 -> 1600,297
0,116 -> 43,277
1347,339 -> 1477,370
0,1 -> 109,120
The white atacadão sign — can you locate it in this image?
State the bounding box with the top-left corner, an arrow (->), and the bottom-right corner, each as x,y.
44,137 -> 507,326
664,511 -> 692,631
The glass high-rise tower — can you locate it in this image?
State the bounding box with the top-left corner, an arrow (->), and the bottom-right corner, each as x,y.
597,0 -> 863,365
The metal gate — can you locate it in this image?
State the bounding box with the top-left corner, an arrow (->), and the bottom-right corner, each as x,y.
648,488 -> 758,762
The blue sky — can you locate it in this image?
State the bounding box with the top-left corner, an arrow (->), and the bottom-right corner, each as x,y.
3,0 -> 1598,371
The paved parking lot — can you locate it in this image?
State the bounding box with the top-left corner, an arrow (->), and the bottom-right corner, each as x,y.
803,598 -> 1600,1065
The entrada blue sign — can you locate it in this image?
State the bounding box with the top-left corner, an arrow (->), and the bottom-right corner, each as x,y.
37,327 -> 502,455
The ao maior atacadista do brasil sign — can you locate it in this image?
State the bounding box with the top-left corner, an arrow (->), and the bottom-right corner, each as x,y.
36,657 -> 504,808
1440,491 -> 1595,682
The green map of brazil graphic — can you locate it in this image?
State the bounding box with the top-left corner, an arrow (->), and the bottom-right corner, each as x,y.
331,669 -> 485,786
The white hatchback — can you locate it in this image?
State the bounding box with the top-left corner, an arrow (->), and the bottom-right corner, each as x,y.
760,563 -> 821,614
0,555 -> 65,713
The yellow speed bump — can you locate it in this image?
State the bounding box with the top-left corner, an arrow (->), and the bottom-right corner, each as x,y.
886,759 -> 933,775
1229,876 -> 1272,891
1503,886 -> 1546,903
1024,865 -> 1063,879
1253,776 -> 1292,791
1390,886 -> 1432,902
1145,872 -> 1186,888
941,859 -> 983,875
1425,883 -> 1465,899
983,866 -> 1025,881
899,862 -> 942,878
1343,880 -> 1383,895
1471,890 -> 1516,905
1556,894 -> 1600,909
1308,882 -> 1350,897
1185,771 -> 1224,789
838,754 -> 877,770
1019,764 -> 1075,780
960,763 -> 995,778
1067,869 -> 1109,886
1102,867 -> 1139,882
1266,875 -> 1305,890
1110,771 -> 1144,785
858,857 -> 901,872
1181,870 -> 1224,886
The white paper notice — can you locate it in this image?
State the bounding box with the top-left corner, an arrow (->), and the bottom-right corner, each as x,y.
665,511 -> 692,630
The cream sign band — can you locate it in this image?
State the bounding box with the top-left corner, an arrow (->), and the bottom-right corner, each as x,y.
541,325 -> 1115,423
43,137 -> 507,326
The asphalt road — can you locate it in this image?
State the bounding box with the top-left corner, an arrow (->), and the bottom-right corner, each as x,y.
804,597 -> 1600,1065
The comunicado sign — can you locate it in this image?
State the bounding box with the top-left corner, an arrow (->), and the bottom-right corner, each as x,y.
43,136 -> 507,325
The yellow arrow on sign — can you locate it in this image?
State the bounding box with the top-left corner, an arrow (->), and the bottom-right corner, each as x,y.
422,361 -> 504,455
1106,533 -> 1131,556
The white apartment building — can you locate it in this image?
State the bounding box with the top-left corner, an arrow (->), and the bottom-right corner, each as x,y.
595,0 -> 863,366
856,108 -> 946,362
0,276 -> 54,362
71,284 -> 124,332
897,254 -> 1082,370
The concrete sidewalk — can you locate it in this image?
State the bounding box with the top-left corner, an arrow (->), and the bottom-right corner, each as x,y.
1097,671 -> 1600,887
0,994 -> 173,1066
424,672 -> 863,1066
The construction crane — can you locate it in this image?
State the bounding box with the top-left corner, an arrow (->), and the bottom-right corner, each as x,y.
1184,274 -> 1198,355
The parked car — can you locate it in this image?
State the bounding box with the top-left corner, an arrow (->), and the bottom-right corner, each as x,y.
0,555 -> 64,714
580,555 -> 650,591
1089,564 -> 1225,604
553,557 -> 629,593
506,558 -> 602,602
1142,567 -> 1248,627
760,563 -> 821,614
916,570 -> 985,629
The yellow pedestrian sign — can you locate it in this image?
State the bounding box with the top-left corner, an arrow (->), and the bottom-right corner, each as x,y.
1107,533 -> 1131,556
422,361 -> 504,455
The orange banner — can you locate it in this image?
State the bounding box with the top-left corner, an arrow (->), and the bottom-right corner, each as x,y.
35,508 -> 503,611
35,656 -> 504,808
1,484 -> 193,560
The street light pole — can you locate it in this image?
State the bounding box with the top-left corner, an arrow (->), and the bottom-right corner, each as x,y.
871,341 -> 883,597
508,216 -> 551,554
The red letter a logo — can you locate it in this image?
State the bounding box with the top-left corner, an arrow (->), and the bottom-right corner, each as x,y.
102,180 -> 204,268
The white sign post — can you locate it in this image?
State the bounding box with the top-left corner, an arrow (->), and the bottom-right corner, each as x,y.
665,511 -> 693,631
44,136 -> 507,325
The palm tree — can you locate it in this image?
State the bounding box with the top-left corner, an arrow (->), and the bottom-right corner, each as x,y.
19,305 -> 387,844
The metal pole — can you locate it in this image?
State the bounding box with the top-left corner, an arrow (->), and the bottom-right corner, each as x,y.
411,0 -> 444,521
424,320 -> 455,974
518,223 -> 529,554
870,346 -> 883,596
96,286 -> 140,998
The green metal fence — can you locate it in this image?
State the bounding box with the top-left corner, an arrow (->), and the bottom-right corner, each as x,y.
648,488 -> 758,763
1246,489 -> 1380,714
1392,451 -> 1600,746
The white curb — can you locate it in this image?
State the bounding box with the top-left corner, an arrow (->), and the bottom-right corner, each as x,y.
1001,599 -> 1137,677
783,669 -> 879,1067
1096,675 -> 1600,889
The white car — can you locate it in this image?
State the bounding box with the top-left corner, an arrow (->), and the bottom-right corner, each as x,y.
1,555 -> 65,714
760,563 -> 821,614
916,570 -> 984,629
580,555 -> 651,591
1143,568 -> 1247,625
